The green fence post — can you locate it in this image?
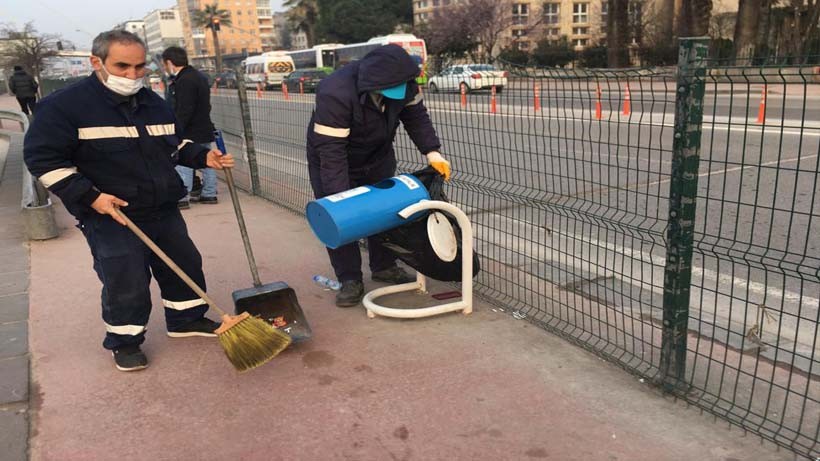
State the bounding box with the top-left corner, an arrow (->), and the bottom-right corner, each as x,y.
236,69 -> 261,195
660,37 -> 708,391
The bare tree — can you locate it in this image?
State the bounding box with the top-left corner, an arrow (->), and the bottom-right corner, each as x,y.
0,22 -> 62,89
734,0 -> 764,61
468,0 -> 516,62
608,0 -> 630,67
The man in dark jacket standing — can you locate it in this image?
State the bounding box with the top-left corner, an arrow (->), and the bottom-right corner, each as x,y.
307,44 -> 452,307
24,30 -> 235,372
9,66 -> 38,115
162,46 -> 218,208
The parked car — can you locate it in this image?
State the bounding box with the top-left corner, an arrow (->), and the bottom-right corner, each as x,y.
214,70 -> 238,89
428,64 -> 508,93
283,68 -> 332,93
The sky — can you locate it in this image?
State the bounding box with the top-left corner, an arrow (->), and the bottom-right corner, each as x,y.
0,0 -> 286,50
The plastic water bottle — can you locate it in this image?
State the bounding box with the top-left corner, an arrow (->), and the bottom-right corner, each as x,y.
313,275 -> 342,291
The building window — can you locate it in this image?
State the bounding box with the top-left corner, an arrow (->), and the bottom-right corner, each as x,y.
572,27 -> 588,35
601,0 -> 608,33
543,3 -> 560,25
517,41 -> 530,50
546,27 -> 560,37
573,38 -> 588,47
573,3 -> 588,23
512,3 -> 529,25
512,29 -> 527,38
433,0 -> 440,5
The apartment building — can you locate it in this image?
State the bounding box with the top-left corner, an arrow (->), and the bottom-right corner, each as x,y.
414,0 -> 740,53
177,0 -> 271,64
114,20 -> 146,40
143,7 -> 186,58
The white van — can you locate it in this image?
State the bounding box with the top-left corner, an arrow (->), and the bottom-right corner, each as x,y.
244,51 -> 296,89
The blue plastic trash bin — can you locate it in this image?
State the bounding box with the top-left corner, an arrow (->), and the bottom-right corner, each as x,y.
306,174 -> 430,249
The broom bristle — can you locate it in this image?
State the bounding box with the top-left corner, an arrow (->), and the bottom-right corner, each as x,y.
218,315 -> 292,372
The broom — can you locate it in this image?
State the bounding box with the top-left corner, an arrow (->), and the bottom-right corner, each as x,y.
114,209 -> 291,372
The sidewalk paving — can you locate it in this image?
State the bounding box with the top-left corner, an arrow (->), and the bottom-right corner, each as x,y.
0,98 -> 32,461
24,184 -> 793,460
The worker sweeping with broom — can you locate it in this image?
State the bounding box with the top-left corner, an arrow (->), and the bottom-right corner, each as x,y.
23,29 -> 289,372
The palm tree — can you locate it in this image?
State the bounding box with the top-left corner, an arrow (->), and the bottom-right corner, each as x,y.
284,0 -> 318,48
191,4 -> 232,72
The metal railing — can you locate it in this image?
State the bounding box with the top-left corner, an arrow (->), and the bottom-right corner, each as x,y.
0,109 -> 59,240
209,41 -> 820,458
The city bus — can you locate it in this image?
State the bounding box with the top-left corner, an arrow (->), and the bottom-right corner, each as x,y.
332,34 -> 429,84
287,44 -> 343,71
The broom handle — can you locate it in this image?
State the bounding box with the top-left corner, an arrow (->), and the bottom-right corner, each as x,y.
215,131 -> 262,287
114,208 -> 228,317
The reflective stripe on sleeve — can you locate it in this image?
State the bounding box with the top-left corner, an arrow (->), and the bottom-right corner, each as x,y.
177,139 -> 193,150
39,167 -> 78,187
77,126 -> 139,139
146,124 -> 176,136
314,123 -> 350,138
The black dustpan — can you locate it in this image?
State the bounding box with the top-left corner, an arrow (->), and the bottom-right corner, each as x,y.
232,282 -> 312,342
216,131 -> 313,342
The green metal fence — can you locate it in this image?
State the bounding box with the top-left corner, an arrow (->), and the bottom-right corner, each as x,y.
209,40 -> 820,458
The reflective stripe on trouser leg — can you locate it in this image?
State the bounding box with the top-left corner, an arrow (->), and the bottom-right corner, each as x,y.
79,213 -> 152,350
147,211 -> 210,330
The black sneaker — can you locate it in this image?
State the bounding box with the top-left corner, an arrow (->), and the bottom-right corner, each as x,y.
336,280 -> 364,308
371,266 -> 415,284
197,196 -> 218,204
178,200 -> 190,210
167,318 -> 220,338
112,345 -> 148,372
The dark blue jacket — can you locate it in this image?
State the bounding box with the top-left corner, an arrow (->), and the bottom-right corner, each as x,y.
24,74 -> 209,221
306,44 -> 441,195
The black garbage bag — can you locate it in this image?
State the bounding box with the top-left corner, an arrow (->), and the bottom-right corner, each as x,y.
372,167 -> 480,282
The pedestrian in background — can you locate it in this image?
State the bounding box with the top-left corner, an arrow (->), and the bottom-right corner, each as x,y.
162,46 -> 218,209
9,65 -> 38,115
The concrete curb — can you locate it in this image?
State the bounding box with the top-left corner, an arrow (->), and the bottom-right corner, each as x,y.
0,130 -> 31,461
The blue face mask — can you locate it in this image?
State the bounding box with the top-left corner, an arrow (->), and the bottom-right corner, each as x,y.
379,82 -> 407,100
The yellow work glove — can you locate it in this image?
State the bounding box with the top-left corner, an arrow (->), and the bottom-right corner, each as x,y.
426,151 -> 451,181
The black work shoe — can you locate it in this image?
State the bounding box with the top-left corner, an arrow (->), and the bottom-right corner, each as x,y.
178,200 -> 190,210
197,196 -> 218,204
112,345 -> 148,372
336,280 -> 364,308
371,266 -> 415,284
167,318 -> 220,338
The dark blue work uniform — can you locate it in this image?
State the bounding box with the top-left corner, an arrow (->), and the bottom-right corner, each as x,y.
306,44 -> 442,282
24,74 -> 213,350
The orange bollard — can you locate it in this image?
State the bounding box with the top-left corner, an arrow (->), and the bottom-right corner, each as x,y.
282,82 -> 289,100
756,84 -> 767,124
622,82 -> 631,116
595,83 -> 603,120
211,81 -> 217,95
256,82 -> 263,98
490,85 -> 497,114
299,79 -> 304,95
460,82 -> 467,108
534,81 -> 541,111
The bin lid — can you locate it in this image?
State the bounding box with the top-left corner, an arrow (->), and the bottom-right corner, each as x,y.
427,212 -> 457,262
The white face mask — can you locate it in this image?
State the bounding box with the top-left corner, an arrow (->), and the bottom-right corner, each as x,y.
96,58 -> 144,96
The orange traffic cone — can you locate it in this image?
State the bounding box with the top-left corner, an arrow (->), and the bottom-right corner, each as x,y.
256,82 -> 263,98
490,85 -> 497,114
460,83 -> 467,108
534,81 -> 541,112
282,82 -> 289,101
756,84 -> 767,124
622,83 -> 631,116
595,83 -> 602,120
299,79 -> 304,95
